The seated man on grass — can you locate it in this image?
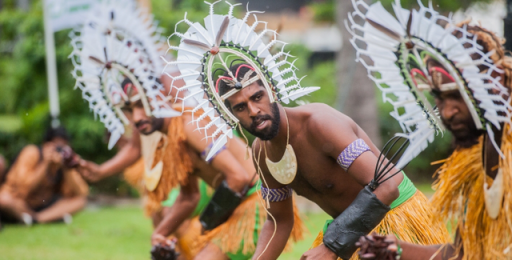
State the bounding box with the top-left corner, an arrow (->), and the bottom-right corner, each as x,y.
0,126 -> 88,226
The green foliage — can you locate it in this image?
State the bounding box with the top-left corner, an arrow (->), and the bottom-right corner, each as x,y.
379,0 -> 496,13
0,0 -> 244,195
310,0 -> 499,23
310,0 -> 335,23
0,1 -> 117,193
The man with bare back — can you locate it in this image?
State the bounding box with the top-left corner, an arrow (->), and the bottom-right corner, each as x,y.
164,2 -> 446,259
215,64 -> 449,260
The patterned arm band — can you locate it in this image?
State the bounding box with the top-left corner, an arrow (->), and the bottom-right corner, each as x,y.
261,186 -> 293,202
201,142 -> 227,163
337,139 -> 372,171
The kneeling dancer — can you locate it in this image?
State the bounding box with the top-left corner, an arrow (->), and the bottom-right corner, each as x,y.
348,1 -> 512,259
169,2 -> 450,259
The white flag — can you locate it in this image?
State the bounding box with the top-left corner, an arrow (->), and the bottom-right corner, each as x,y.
45,0 -> 98,32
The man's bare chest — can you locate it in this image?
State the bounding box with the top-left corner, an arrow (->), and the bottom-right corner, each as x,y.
286,141 -> 351,196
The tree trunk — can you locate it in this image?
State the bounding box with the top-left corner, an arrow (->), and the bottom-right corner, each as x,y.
334,0 -> 381,147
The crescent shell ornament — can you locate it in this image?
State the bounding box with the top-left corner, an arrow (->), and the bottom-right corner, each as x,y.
265,144 -> 297,185
165,1 -> 320,161
484,168 -> 504,219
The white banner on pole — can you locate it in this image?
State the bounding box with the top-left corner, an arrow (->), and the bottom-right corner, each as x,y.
43,0 -> 98,125
43,0 -> 62,126
45,0 -> 98,32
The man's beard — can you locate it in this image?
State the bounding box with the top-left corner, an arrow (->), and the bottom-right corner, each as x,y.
443,117 -> 484,148
135,117 -> 164,135
243,103 -> 281,140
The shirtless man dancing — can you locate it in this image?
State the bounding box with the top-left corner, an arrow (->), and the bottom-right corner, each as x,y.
347,2 -> 512,259
167,3 -> 449,259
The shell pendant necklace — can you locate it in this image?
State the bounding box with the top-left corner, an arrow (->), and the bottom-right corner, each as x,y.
483,135 -> 504,219
142,132 -> 166,192
264,109 -> 297,185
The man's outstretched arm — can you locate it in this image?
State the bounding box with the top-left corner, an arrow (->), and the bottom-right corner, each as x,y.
183,116 -> 251,193
399,242 -> 459,260
77,131 -> 141,182
358,234 -> 460,260
309,107 -> 401,205
306,105 -> 402,259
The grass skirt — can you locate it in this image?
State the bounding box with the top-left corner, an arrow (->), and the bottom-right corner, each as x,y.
197,192 -> 305,256
431,126 -> 512,259
311,191 -> 450,260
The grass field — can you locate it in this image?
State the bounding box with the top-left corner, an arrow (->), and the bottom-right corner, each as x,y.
0,184 -> 438,260
0,206 -> 330,260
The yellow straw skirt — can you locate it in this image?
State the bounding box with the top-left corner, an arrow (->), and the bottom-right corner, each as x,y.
173,216 -> 203,260
311,191 -> 450,260
431,127 -> 512,259
196,192 -> 305,257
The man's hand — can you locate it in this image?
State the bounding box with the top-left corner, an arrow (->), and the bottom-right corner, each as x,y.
150,236 -> 178,260
356,233 -> 398,260
300,244 -> 338,260
42,143 -> 63,166
76,159 -> 103,182
151,233 -> 172,246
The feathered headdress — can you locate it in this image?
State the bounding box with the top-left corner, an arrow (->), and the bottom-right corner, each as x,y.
165,1 -> 319,160
346,0 -> 512,163
69,0 -> 179,149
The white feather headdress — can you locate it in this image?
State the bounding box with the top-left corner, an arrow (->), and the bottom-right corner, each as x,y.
69,0 -> 179,149
165,1 -> 319,160
347,0 -> 512,164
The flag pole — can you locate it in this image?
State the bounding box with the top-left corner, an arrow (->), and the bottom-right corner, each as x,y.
43,0 -> 60,127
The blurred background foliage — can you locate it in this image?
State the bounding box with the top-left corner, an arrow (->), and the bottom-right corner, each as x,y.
0,0 -> 496,195
310,0 -> 497,24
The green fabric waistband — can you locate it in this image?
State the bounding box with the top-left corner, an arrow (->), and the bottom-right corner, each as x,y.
161,179 -> 212,218
322,172 -> 417,233
162,179 -> 259,215
389,172 -> 417,209
246,181 -> 260,197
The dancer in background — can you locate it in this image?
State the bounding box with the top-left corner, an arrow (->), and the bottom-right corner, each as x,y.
69,2 -> 205,258
348,1 -> 512,259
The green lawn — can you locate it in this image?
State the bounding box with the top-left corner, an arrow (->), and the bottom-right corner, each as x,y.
0,206 -> 330,260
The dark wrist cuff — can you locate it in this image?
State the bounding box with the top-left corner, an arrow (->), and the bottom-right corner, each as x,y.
323,186 -> 390,259
199,180 -> 243,230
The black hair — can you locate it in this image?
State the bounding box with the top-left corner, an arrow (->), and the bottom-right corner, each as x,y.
43,126 -> 70,143
121,76 -> 161,91
121,77 -> 132,90
217,63 -> 264,108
